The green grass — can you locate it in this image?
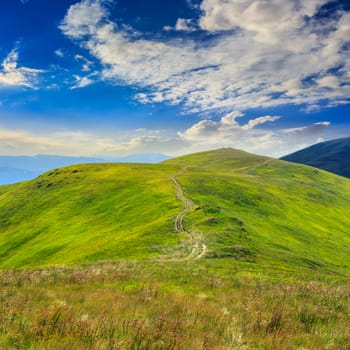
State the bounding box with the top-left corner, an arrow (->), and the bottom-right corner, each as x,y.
165,149 -> 350,276
1,148 -> 350,348
0,163 -> 182,267
1,261 -> 350,349
1,148 -> 350,275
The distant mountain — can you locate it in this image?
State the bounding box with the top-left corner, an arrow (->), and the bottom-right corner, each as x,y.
0,155 -> 103,185
105,153 -> 171,163
0,167 -> 42,186
0,153 -> 171,185
281,137 -> 350,178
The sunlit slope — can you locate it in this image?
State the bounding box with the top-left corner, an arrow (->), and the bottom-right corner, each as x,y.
0,163 -> 181,267
165,149 -> 350,274
1,148 -> 350,274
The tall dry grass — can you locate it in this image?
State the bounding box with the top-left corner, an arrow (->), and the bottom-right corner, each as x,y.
1,262 -> 350,349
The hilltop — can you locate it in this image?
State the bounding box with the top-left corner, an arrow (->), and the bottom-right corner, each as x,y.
281,137 -> 350,178
0,148 -> 350,275
2,148 -> 350,349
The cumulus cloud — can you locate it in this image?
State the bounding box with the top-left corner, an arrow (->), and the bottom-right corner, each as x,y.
60,0 -> 350,112
60,0 -> 108,39
179,112 -> 279,140
0,112 -> 331,157
177,112 -> 276,154
177,112 -> 331,156
0,49 -> 43,88
199,0 -> 328,44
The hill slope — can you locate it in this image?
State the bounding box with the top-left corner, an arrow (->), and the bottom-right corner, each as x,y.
1,148 -> 350,275
0,164 -> 182,267
281,137 -> 350,178
0,154 -> 171,185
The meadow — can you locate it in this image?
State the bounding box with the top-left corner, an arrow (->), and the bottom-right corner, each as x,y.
1,261 -> 350,349
1,148 -> 350,348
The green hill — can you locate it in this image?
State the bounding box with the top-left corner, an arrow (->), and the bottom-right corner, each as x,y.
281,137 -> 350,178
1,148 -> 350,275
2,148 -> 350,349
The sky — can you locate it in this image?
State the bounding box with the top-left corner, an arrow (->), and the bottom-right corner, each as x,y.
0,0 -> 349,158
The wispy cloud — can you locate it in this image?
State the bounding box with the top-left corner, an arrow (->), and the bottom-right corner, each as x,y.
164,18 -> 197,32
60,0 -> 350,112
54,49 -> 64,58
70,74 -> 95,89
0,49 -> 43,88
0,125 -> 184,157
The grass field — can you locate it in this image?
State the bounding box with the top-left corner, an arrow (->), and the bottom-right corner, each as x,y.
166,149 -> 350,275
1,148 -> 350,348
0,163 -> 183,267
1,261 -> 350,349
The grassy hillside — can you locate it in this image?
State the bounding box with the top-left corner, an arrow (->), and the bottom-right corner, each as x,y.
0,148 -> 350,275
2,148 -> 350,349
166,149 -> 350,275
281,137 -> 350,178
0,163 -> 182,267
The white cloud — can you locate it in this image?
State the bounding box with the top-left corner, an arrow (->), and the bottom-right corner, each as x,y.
55,49 -> 64,58
59,0 -> 108,39
0,49 -> 43,88
0,126 -> 186,157
70,74 -> 95,89
177,112 -> 280,154
317,76 -> 339,89
281,121 -> 330,137
0,113 -> 332,158
199,0 -> 328,45
74,54 -> 93,71
178,112 -> 331,156
60,0 -> 350,112
164,18 -> 197,32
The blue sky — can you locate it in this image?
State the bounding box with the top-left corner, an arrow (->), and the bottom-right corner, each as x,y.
0,0 -> 349,157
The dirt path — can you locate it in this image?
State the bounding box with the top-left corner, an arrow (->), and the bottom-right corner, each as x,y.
170,176 -> 207,260
157,170 -> 207,261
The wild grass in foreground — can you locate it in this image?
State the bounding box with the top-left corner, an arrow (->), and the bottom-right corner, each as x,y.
1,261 -> 349,349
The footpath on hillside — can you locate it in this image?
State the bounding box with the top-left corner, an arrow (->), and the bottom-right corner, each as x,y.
157,169 -> 207,261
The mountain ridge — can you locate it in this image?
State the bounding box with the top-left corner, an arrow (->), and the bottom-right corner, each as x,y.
281,137 -> 350,178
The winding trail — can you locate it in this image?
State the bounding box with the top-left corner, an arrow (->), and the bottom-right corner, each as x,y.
159,169 -> 207,261
157,159 -> 272,261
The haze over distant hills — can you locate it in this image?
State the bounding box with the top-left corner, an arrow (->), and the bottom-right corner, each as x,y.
281,137 -> 350,178
0,153 -> 170,185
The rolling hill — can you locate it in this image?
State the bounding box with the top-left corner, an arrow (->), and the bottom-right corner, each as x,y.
1,148 -> 350,275
2,148 -> 350,349
0,153 -> 170,185
281,137 -> 350,178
